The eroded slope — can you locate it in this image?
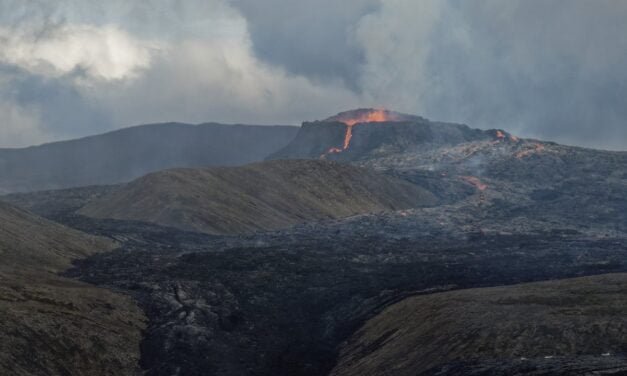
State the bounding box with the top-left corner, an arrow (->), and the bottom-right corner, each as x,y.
0,201 -> 146,376
332,274 -> 627,376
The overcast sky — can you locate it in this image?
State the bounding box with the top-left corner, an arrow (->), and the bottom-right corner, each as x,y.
0,0 -> 625,150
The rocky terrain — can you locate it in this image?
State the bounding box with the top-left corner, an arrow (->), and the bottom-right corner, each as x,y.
0,110 -> 625,375
0,201 -> 146,376
0,122 -> 297,193
56,207 -> 626,376
78,160 -> 436,235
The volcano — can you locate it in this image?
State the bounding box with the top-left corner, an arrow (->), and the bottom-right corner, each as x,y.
267,108 -> 498,161
324,109 -> 423,151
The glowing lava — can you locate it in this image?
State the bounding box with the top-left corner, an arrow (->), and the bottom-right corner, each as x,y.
515,143 -> 545,158
329,109 -> 401,153
340,109 -> 397,126
342,125 -> 353,149
493,130 -> 520,143
461,176 -> 488,191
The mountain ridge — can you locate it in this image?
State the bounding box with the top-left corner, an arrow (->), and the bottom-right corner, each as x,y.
0,122 -> 298,194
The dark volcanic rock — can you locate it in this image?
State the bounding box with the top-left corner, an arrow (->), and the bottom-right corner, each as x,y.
62,207 -> 627,376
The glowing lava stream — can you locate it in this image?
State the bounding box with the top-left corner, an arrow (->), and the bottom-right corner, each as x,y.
329,109 -> 398,153
343,125 -> 353,149
460,176 -> 488,191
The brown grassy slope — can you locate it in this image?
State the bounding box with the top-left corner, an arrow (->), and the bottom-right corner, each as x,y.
0,201 -> 115,271
0,201 -> 146,376
79,159 -> 437,235
331,273 -> 627,376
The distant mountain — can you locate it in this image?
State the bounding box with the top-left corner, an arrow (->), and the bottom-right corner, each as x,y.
0,122 -> 298,193
78,159 -> 437,235
0,201 -> 145,375
332,273 -> 627,376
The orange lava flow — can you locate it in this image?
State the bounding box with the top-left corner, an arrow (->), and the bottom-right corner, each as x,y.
343,125 -> 353,149
342,109 -> 393,126
515,143 -> 545,159
461,176 -> 488,191
335,109 -> 397,151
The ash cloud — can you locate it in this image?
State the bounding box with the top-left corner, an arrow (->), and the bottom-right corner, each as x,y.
235,0 -> 627,150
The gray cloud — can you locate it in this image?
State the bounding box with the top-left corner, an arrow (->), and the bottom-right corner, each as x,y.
232,0 -> 379,90
0,64 -> 112,143
0,0 -> 360,147
0,0 -> 625,150
233,0 -> 627,150
412,0 -> 627,150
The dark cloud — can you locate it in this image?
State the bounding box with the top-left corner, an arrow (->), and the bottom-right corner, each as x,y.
232,0 -> 379,90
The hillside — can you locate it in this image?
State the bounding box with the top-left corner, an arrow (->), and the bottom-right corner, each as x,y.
0,201 -> 115,271
0,201 -> 145,375
331,274 -> 627,376
78,159 -> 437,235
0,122 -> 298,193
